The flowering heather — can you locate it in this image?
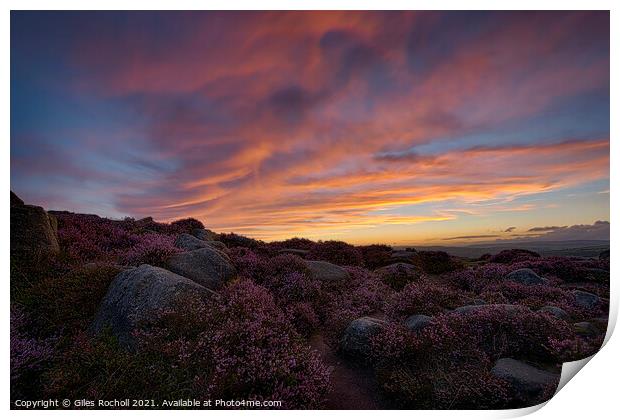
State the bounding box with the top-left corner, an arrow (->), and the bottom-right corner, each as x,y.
135,280 -> 331,408
11,307 -> 56,396
117,233 -> 180,267
549,334 -> 605,361
506,256 -> 601,283
479,281 -> 601,318
424,306 -> 573,362
357,244 -> 393,269
55,212 -> 191,266
370,322 -> 509,409
412,251 -> 463,274
320,267 -> 392,343
385,282 -> 467,321
218,232 -> 265,250
306,240 -> 364,267
489,249 -> 541,264
269,237 -> 316,250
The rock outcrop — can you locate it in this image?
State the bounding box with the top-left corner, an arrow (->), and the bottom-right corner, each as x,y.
572,290 -> 601,310
168,247 -> 237,290
90,264 -> 213,347
538,306 -> 570,321
10,191 -> 60,261
306,260 -> 350,284
505,268 -> 547,286
340,317 -> 387,359
404,314 -> 432,333
192,228 -> 218,242
491,358 -> 559,402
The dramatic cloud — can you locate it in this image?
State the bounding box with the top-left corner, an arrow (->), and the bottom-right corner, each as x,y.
526,221 -> 610,241
11,11 -> 610,242
504,227 -> 517,232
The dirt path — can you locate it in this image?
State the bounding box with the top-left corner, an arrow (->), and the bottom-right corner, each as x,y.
309,334 -> 389,410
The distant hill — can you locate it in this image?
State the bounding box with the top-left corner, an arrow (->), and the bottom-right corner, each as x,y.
399,240 -> 609,259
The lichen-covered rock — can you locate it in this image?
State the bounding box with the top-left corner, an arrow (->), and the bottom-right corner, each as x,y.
90,264 -> 212,348
538,306 -> 570,321
168,247 -> 237,290
404,314 -> 432,333
491,358 -> 559,402
10,192 -> 60,260
505,268 -> 547,286
175,233 -> 212,251
574,321 -> 600,337
306,260 -> 350,284
175,233 -> 227,253
340,316 -> 387,359
204,240 -> 228,251
192,228 -> 218,242
572,290 -> 601,310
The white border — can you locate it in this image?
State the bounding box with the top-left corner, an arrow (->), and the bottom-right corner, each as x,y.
3,2 -> 617,419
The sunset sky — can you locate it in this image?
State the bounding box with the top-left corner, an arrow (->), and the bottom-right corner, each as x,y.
11,11 -> 610,245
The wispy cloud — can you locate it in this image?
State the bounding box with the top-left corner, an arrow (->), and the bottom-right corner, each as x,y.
11,11 -> 610,241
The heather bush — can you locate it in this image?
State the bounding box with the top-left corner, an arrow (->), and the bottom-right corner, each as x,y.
11,307 -> 56,399
413,251 -> 463,274
167,217 -> 204,234
306,240 -> 363,266
370,323 -> 509,409
16,264 -> 122,336
479,281 -> 594,318
424,306 -> 573,362
549,334 -> 605,361
489,249 -> 540,264
358,244 -> 393,269
385,282 -> 467,321
117,233 -> 180,267
269,237 -> 316,250
135,280 -> 331,408
507,256 -> 595,283
43,331 -> 171,401
376,263 -> 423,290
320,267 -> 392,343
219,232 -> 264,250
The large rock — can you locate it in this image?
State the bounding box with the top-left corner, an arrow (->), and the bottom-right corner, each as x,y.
599,249 -> 610,261
175,233 -> 225,251
306,260 -> 350,283
10,192 -> 60,260
175,233 -> 211,251
192,228 -> 218,242
340,317 -> 387,359
404,314 -> 432,333
572,290 -> 601,310
538,306 -> 570,321
168,247 -> 237,290
90,264 -> 212,347
491,358 -> 559,401
574,321 -> 600,337
505,268 -> 547,286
